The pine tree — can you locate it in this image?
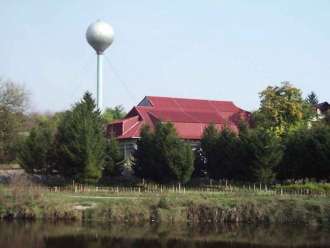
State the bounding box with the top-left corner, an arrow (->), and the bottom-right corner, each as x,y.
133,125 -> 155,180
201,123 -> 283,183
216,127 -> 243,180
306,91 -> 319,106
200,124 -> 218,178
54,92 -> 106,184
242,128 -> 283,183
202,125 -> 243,180
103,135 -> 123,177
167,142 -> 194,183
17,122 -> 54,174
279,125 -> 330,180
133,122 -> 194,183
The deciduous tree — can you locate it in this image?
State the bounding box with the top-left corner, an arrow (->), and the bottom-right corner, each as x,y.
102,105 -> 126,123
0,79 -> 28,163
253,82 -> 310,136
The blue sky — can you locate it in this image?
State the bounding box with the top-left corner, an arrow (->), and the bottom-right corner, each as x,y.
1,1 -> 330,112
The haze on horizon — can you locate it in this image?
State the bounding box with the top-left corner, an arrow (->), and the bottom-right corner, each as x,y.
1,0 -> 329,113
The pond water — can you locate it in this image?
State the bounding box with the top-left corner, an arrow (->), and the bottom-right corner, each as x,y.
0,221 -> 329,248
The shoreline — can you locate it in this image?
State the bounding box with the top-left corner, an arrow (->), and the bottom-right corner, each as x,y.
1,186 -> 329,226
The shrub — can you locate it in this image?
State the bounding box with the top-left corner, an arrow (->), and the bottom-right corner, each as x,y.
158,197 -> 170,209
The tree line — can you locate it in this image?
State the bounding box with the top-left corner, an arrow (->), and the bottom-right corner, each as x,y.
1,79 -> 330,184
17,92 -> 125,183
132,82 -> 330,183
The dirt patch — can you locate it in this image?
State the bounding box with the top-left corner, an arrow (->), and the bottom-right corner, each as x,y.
72,203 -> 97,211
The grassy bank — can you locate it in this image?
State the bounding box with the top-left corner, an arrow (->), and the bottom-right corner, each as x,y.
0,184 -> 330,226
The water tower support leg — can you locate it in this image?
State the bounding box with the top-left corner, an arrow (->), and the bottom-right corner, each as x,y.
97,53 -> 103,112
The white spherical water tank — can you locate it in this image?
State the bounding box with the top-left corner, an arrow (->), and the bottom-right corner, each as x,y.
86,20 -> 114,54
86,20 -> 114,112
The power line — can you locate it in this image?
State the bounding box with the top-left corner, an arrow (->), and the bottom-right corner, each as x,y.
68,54 -> 94,101
103,55 -> 138,106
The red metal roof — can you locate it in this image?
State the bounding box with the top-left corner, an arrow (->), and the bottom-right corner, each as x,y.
107,96 -> 250,140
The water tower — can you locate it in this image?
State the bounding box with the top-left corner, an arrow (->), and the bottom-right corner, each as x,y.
86,20 -> 114,111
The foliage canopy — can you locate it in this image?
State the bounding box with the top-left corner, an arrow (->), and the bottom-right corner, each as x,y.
253,82 -> 312,136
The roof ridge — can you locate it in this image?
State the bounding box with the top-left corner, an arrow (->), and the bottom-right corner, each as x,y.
138,106 -> 239,113
146,95 -> 235,103
113,115 -> 138,123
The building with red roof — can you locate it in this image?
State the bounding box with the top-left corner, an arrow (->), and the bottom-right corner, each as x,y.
107,96 -> 250,158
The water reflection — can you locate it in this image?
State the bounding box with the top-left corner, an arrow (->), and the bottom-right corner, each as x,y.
0,221 -> 329,248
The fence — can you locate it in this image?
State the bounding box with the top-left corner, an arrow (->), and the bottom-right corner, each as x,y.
46,181 -> 330,197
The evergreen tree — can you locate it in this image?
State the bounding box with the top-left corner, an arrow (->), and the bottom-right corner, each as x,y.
17,122 -> 54,174
54,92 -> 106,184
133,125 -> 155,180
306,91 -> 319,106
242,128 -> 283,183
103,135 -> 123,177
133,122 -> 194,183
217,127 -> 243,180
200,124 -> 218,178
201,123 -> 282,183
279,125 -> 330,180
169,143 -> 194,183
202,125 -> 243,180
